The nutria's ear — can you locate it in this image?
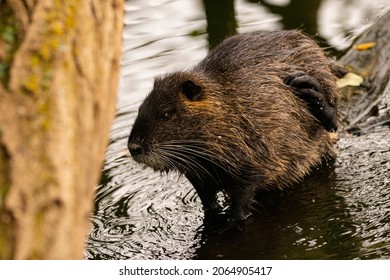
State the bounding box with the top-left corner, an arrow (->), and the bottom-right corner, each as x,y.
181,80 -> 203,101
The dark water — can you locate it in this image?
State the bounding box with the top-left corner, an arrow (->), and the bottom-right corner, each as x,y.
85,0 -> 390,259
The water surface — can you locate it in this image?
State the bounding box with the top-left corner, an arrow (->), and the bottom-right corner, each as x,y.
85,0 -> 390,259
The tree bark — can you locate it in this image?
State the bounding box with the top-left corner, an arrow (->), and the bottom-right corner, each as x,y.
0,0 -> 123,259
338,10 -> 390,130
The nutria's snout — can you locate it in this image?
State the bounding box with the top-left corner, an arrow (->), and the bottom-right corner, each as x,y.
128,141 -> 144,158
127,132 -> 147,160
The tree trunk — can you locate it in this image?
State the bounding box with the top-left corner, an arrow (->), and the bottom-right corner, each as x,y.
0,0 -> 123,259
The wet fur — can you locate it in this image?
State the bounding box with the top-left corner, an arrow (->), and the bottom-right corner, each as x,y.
128,30 -> 339,221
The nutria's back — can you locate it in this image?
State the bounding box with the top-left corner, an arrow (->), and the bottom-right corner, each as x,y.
128,30 -> 339,222
198,30 -> 338,105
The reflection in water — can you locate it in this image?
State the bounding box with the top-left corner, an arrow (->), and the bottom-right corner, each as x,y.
203,0 -> 237,49
195,125 -> 390,259
246,0 -> 338,53
85,0 -> 390,259
249,0 -> 322,37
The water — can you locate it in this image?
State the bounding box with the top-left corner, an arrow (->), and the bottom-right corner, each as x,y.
85,0 -> 390,259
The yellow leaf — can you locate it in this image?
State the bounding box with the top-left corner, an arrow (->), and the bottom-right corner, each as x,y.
336,72 -> 364,88
353,42 -> 376,51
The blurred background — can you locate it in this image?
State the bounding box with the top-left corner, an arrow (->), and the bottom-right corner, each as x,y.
85,0 -> 390,260
119,0 -> 388,105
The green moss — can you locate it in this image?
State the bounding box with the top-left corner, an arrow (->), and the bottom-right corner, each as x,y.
21,0 -> 80,96
0,125 -> 10,205
39,101 -> 51,130
1,25 -> 16,44
0,3 -> 21,88
0,63 -> 9,83
0,139 -> 13,259
0,0 -> 80,93
0,149 -> 10,207
30,211 -> 45,259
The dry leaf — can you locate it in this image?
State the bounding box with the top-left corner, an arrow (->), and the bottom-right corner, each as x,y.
336,72 -> 364,88
353,42 -> 376,51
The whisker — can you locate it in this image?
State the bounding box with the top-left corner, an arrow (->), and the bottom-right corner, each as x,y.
160,141 -> 241,177
162,145 -> 226,173
149,139 -> 243,185
157,148 -> 211,180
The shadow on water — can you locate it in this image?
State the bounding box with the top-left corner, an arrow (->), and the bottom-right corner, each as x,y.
85,0 -> 390,259
248,0 -> 322,34
203,0 -> 327,50
246,0 -> 336,53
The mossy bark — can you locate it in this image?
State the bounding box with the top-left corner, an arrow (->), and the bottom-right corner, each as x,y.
0,0 -> 123,259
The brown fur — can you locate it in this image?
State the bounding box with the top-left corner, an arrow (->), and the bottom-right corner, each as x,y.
128,30 -> 339,221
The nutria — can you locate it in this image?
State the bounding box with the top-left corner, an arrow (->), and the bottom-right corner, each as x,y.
128,30 -> 339,222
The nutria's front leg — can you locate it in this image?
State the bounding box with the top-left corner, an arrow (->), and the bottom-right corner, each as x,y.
285,72 -> 338,132
230,201 -> 253,222
186,175 -> 220,213
229,185 -> 255,222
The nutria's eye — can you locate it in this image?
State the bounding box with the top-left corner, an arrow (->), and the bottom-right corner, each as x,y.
162,112 -> 170,119
159,109 -> 175,120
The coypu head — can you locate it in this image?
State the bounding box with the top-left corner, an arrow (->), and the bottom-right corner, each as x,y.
128,71 -> 228,176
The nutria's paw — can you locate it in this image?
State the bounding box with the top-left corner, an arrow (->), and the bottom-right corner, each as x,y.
285,72 -> 338,132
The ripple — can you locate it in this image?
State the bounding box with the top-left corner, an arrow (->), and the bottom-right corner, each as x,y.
88,149 -> 203,259
86,0 -> 389,260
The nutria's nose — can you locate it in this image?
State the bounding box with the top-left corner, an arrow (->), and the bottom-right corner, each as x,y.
128,142 -> 144,157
